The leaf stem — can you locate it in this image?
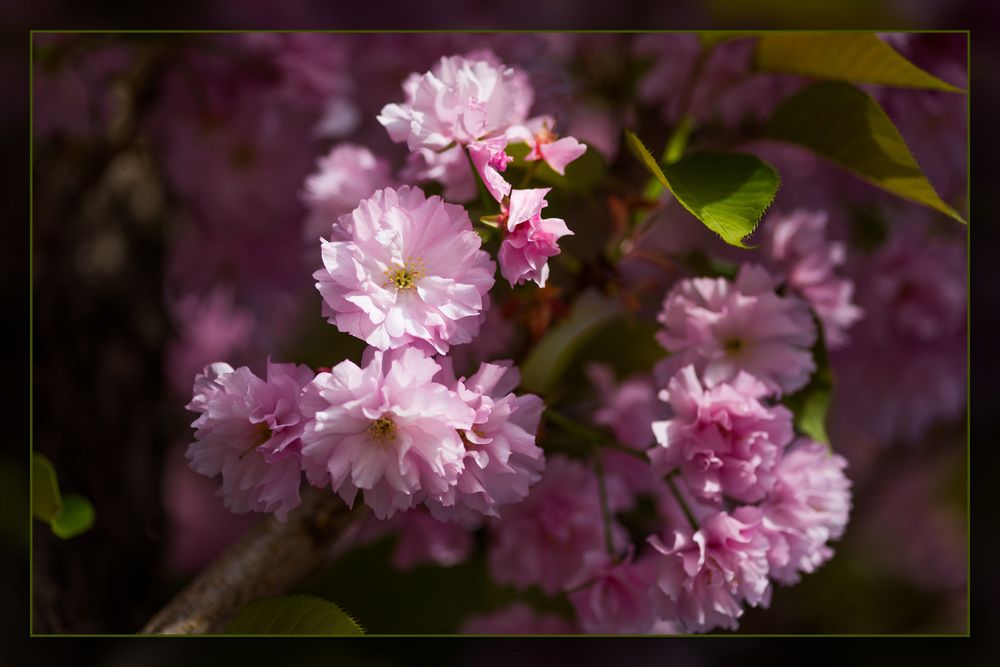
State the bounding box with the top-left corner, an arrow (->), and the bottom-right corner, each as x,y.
592,455 -> 616,556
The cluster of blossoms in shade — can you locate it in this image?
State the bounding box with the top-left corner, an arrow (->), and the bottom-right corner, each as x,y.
175,47 -> 864,635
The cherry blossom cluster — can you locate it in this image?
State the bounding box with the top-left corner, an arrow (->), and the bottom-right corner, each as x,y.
178,47 -> 859,635
184,51 -> 592,528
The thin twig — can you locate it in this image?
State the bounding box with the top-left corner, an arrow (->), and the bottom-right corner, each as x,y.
665,472 -> 699,531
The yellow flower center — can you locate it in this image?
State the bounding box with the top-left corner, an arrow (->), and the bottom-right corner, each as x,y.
383,257 -> 425,291
369,415 -> 397,443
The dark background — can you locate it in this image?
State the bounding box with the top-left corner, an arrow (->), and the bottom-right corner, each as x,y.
9,0 -> 997,663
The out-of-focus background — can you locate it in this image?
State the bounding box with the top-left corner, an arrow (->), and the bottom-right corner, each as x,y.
8,0 -> 996,660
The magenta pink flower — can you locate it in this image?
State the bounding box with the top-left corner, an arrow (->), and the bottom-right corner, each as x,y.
655,264 -> 817,396
506,115 -> 587,175
462,603 -> 576,635
567,550 -> 658,634
301,143 -> 394,242
388,507 -> 475,570
488,456 -> 628,595
314,186 -> 495,354
647,509 -> 772,633
650,365 -> 794,504
424,359 -> 546,522
378,51 -> 534,151
759,440 -> 852,585
498,188 -> 573,288
186,359 -> 314,521
300,346 -> 475,520
763,209 -> 862,349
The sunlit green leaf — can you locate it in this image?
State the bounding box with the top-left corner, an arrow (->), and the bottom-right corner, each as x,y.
225,595 -> 364,635
765,81 -> 964,223
627,130 -> 780,247
755,33 -> 965,93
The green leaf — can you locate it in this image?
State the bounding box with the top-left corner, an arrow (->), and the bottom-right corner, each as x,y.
627,131 -> 780,248
755,33 -> 965,93
520,290 -> 623,396
225,595 -> 365,635
782,323 -> 833,446
32,453 -> 63,522
50,494 -> 95,539
765,81 -> 965,223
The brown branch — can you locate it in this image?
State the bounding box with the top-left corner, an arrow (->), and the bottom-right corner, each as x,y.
140,486 -> 361,635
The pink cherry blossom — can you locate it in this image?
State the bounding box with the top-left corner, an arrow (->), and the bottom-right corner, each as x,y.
378,51 -> 534,151
301,143 -> 394,242
650,365 -> 794,504
424,358 -> 546,522
647,509 -> 772,633
462,603 -> 576,634
498,188 -> 573,288
186,359 -> 314,521
759,440 -> 852,585
655,264 -> 817,396
300,346 -> 476,520
567,550 -> 658,634
763,209 -> 862,349
488,456 -> 628,595
506,114 -> 587,175
314,186 -> 495,354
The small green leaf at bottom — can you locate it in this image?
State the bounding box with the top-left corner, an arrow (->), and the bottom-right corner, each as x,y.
225,595 -> 365,635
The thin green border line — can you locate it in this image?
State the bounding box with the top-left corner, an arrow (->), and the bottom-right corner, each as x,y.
27,28 -> 971,638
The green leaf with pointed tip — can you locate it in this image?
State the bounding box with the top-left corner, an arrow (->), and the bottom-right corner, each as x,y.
765,81 -> 964,223
32,453 -> 62,522
627,130 -> 780,247
755,33 -> 965,93
225,595 -> 365,635
520,291 -> 623,396
50,494 -> 95,539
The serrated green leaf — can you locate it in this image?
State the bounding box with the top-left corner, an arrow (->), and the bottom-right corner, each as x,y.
225,595 -> 364,635
32,453 -> 62,522
50,494 -> 95,539
765,81 -> 964,223
755,33 -> 965,93
627,131 -> 780,247
520,291 -> 623,396
662,153 -> 780,248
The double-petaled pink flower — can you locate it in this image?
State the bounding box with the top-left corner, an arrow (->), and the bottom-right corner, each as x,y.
300,346 -> 475,520
650,365 -> 794,504
647,509 -> 772,633
656,264 -> 817,396
186,359 -> 314,521
424,358 -> 546,522
314,186 -> 495,354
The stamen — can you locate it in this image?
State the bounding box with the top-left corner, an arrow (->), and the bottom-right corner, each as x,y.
382,256 -> 425,291
369,415 -> 397,443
